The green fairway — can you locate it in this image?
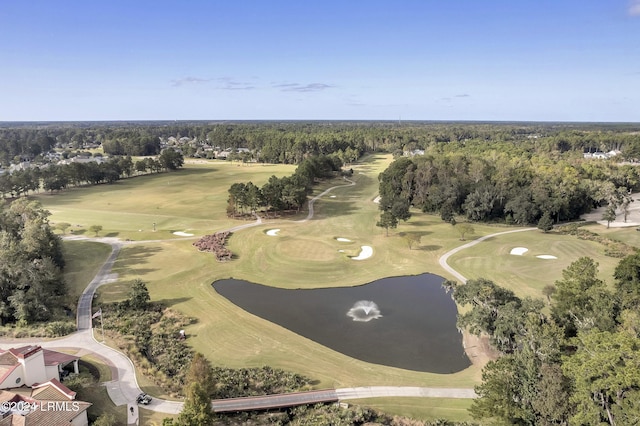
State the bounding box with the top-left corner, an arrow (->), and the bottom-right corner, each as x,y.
40,154 -> 635,422
447,229 -> 621,298
40,161 -> 297,240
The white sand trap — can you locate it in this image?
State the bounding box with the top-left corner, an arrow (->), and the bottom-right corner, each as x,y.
173,231 -> 194,237
537,255 -> 558,260
351,246 -> 373,260
338,250 -> 345,253
266,229 -> 280,236
373,196 -> 381,204
336,237 -> 352,242
330,195 -> 336,198
510,247 -> 529,256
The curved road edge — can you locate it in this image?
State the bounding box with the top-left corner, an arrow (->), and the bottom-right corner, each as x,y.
439,227 -> 537,283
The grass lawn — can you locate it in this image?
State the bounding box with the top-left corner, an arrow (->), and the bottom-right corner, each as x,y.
448,230 -> 621,298
62,240 -> 113,303
349,397 -> 473,422
45,154 -> 634,423
41,161 -> 297,241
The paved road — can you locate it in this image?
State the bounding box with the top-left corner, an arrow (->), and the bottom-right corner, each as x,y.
77,240 -> 122,330
439,227 -> 537,283
211,390 -> 339,412
336,386 -> 477,399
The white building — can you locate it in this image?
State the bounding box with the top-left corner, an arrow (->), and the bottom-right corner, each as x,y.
0,346 -> 89,425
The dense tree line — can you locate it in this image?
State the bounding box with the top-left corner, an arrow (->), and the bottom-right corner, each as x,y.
0,199 -> 67,325
0,148 -> 183,198
3,121 -> 640,169
227,154 -> 344,217
377,149 -> 640,227
445,253 -> 640,425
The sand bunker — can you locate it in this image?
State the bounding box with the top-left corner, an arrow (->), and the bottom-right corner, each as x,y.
336,237 -> 352,242
351,246 -> 373,260
330,195 -> 336,198
510,247 -> 528,256
173,231 -> 194,237
266,229 -> 280,236
537,255 -> 558,259
373,196 -> 381,204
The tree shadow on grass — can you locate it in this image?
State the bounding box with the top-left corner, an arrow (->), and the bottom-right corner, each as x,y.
114,246 -> 163,276
420,245 -> 442,251
399,231 -> 432,237
157,297 -> 192,307
407,221 -> 434,227
104,232 -> 119,237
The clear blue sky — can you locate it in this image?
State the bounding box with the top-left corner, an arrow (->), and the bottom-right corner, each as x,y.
1,1 -> 638,121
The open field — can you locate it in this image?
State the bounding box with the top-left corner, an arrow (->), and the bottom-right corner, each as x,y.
40,161 -> 297,241
40,154 -> 638,422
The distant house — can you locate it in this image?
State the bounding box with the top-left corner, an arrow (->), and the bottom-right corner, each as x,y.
0,346 -> 79,390
583,150 -> 621,160
403,149 -> 425,157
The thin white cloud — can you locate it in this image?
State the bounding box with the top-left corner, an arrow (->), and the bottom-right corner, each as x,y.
171,76 -> 256,90
216,77 -> 255,90
630,0 -> 640,16
171,77 -> 211,87
273,82 -> 334,92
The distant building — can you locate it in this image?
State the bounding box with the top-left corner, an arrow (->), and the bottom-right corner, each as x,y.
403,149 -> 425,157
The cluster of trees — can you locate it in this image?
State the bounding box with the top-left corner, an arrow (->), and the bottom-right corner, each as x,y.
0,199 -> 67,325
227,154 -> 343,217
0,148 -> 183,198
445,253 -> 640,425
377,150 -> 640,228
101,132 -> 161,156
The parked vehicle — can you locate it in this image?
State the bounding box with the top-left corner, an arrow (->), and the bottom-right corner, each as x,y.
136,393 -> 152,405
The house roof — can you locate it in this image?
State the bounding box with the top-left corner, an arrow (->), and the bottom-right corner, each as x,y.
0,364 -> 19,387
0,347 -> 78,367
6,346 -> 41,360
0,384 -> 90,426
0,352 -> 19,366
41,350 -> 78,367
31,379 -> 76,401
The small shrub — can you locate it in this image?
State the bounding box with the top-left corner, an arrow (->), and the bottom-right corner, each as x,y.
46,321 -> 76,337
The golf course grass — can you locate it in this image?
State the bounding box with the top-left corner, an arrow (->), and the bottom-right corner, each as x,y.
447,230 -> 621,298
48,154 -> 637,422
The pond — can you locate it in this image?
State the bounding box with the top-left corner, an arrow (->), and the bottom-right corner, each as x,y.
213,273 -> 470,373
